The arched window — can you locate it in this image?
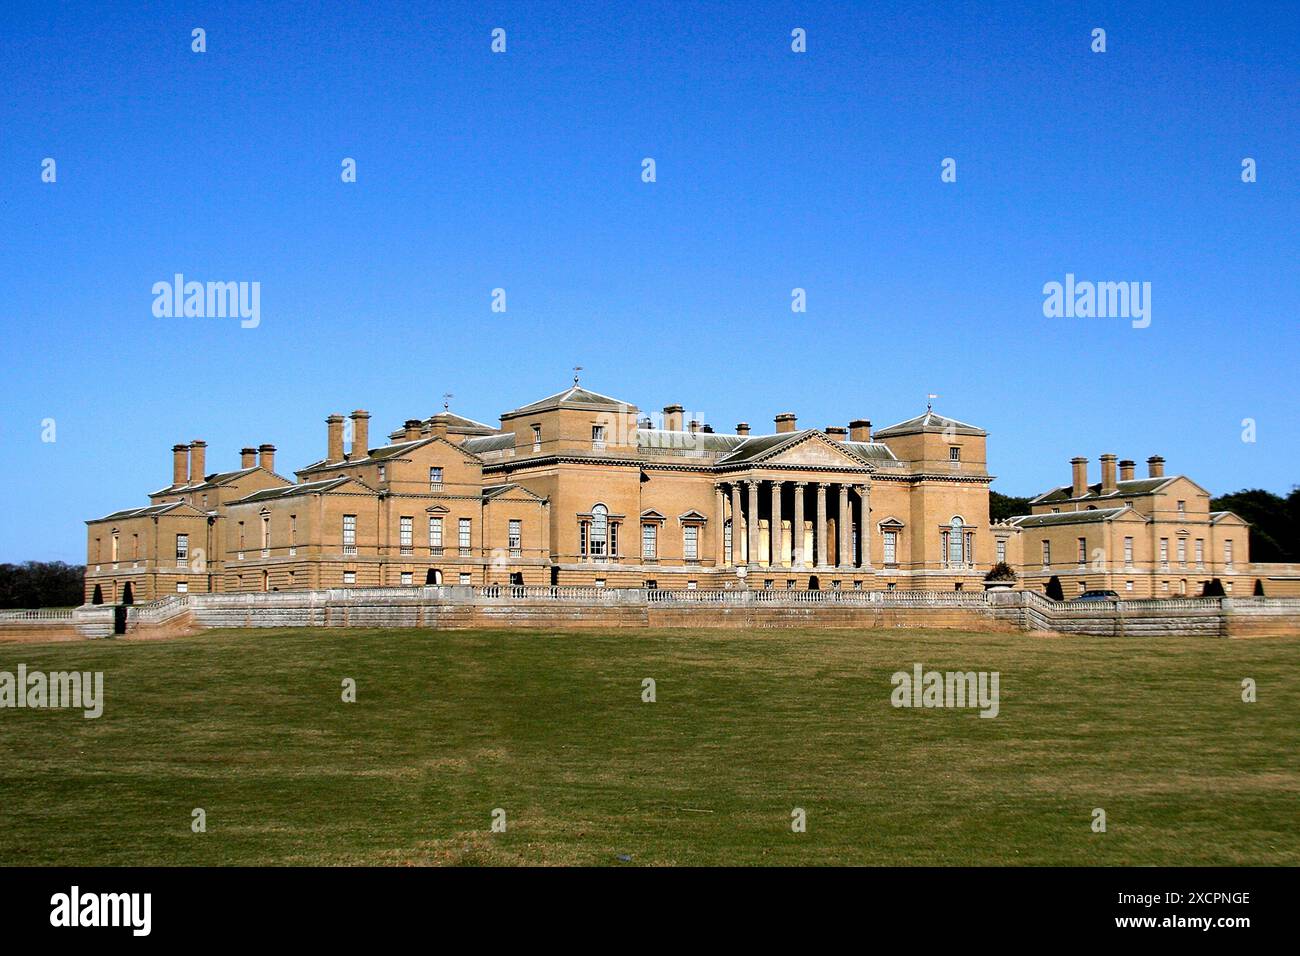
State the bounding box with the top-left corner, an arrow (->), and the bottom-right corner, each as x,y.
590,504 -> 608,557
947,516 -> 965,567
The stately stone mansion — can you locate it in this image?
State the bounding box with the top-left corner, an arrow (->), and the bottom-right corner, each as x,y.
84,382 -> 1264,602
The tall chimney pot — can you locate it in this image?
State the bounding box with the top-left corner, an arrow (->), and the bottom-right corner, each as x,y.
172,444 -> 190,487
258,443 -> 276,473
1119,459 -> 1136,481
775,412 -> 798,433
736,422 -> 750,437
326,414 -> 345,462
1147,455 -> 1165,478
1071,457 -> 1089,499
240,447 -> 257,469
350,410 -> 371,458
188,440 -> 206,484
1100,453 -> 1118,495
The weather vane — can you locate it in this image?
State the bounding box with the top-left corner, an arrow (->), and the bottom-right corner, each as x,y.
443,392 -> 453,412
927,392 -> 939,412
573,365 -> 583,386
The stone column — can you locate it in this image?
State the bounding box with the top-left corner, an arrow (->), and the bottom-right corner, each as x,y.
714,485 -> 726,567
770,480 -> 784,568
815,482 -> 828,568
856,484 -> 872,569
746,480 -> 760,567
792,482 -> 807,569
838,483 -> 851,568
730,483 -> 743,567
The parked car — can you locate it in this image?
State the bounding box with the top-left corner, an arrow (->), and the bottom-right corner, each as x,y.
1071,589 -> 1120,602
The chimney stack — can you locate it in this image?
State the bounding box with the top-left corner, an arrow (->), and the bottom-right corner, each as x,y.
1100,453 -> 1118,495
1119,459 -> 1136,481
663,404 -> 684,431
172,444 -> 190,487
350,410 -> 370,458
775,412 -> 798,433
189,440 -> 206,483
240,447 -> 257,469
689,420 -> 700,434
430,419 -> 448,440
1147,455 -> 1165,478
849,419 -> 872,442
736,422 -> 750,437
826,426 -> 847,441
403,419 -> 422,441
1071,457 -> 1089,499
258,443 -> 276,473
326,414 -> 345,462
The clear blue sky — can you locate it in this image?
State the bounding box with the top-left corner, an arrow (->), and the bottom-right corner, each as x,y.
1,0 -> 1296,562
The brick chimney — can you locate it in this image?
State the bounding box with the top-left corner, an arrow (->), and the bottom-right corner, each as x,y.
326,414 -> 345,462
172,444 -> 189,487
775,412 -> 798,433
1071,457 -> 1089,498
1147,455 -> 1165,478
826,426 -> 847,441
663,404 -> 684,431
430,419 -> 448,440
189,440 -> 206,483
258,443 -> 276,473
849,419 -> 872,442
736,423 -> 750,437
350,410 -> 370,458
240,447 -> 257,468
1100,453 -> 1118,495
1119,459 -> 1136,481
400,419 -> 420,441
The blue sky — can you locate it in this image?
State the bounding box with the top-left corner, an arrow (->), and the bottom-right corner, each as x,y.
1,0 -> 1296,562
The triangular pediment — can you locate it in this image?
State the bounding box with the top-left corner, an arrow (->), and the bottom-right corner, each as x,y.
760,432 -> 874,469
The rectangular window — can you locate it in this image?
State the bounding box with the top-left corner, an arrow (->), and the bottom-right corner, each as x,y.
429,467 -> 443,491
289,514 -> 297,556
1225,539 -> 1234,565
238,522 -> 245,559
377,464 -> 386,483
1124,536 -> 1133,566
400,571 -> 413,586
261,515 -> 270,550
508,519 -> 521,555
176,533 -> 189,566
176,581 -> 188,593
884,531 -> 898,565
1125,580 -> 1134,592
995,538 -> 1006,564
343,514 -> 357,555
723,521 -> 732,561
458,572 -> 472,585
1177,538 -> 1186,566
111,533 -> 119,563
1177,500 -> 1186,515
429,516 -> 443,553
1159,538 -> 1169,567
532,425 -> 541,452
1041,540 -> 1051,567
949,446 -> 961,461
610,522 -> 619,557
458,518 -> 472,555
1077,537 -> 1087,564
343,570 -> 356,584
1195,538 -> 1204,565
400,516 -> 413,554
591,424 -> 606,451
642,523 -> 657,559
683,525 -> 699,561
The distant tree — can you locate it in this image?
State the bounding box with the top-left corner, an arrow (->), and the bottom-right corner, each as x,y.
984,562 -> 1017,582
1045,575 -> 1064,601
1200,578 -> 1225,597
989,490 -> 1033,522
1210,488 -> 1298,562
0,561 -> 86,609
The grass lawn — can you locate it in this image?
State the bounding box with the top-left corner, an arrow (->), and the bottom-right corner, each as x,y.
0,627 -> 1296,866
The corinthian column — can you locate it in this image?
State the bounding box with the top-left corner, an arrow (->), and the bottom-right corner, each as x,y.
792,482 -> 807,569
730,482 -> 743,567
770,480 -> 784,568
746,480 -> 760,567
714,485 -> 725,567
815,482 -> 828,569
856,484 -> 872,569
